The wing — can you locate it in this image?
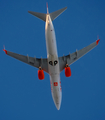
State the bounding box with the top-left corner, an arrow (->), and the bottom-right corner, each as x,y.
59,39 -> 100,72
3,50 -> 48,73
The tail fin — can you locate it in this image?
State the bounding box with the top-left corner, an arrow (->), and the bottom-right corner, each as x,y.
28,7 -> 67,22
46,2 -> 49,14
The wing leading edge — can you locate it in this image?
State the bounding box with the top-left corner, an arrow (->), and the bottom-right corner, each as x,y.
59,39 -> 100,72
3,50 -> 48,73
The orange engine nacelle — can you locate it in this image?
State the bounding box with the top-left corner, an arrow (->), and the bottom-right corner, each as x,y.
38,70 -> 44,80
65,66 -> 71,77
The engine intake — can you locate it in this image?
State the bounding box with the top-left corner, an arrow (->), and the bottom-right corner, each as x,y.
65,65 -> 71,77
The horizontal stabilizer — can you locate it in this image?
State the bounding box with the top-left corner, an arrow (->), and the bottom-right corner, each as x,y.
28,11 -> 46,21
50,7 -> 67,21
28,7 -> 67,22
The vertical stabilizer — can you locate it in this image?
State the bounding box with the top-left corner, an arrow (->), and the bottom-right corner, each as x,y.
46,2 -> 49,14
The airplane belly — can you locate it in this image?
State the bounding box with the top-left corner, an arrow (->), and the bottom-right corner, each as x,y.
46,34 -> 57,55
45,18 -> 58,56
48,56 -> 62,110
45,14 -> 62,110
50,74 -> 62,110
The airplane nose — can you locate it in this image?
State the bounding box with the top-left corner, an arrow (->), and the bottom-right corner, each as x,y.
53,92 -> 62,110
55,103 -> 60,110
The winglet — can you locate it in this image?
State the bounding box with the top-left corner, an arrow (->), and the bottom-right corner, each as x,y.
3,46 -> 7,54
96,38 -> 100,45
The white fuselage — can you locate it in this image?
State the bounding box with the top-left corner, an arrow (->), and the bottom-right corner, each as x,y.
45,14 -> 62,110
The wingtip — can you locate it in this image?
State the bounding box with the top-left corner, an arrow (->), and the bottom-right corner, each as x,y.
65,6 -> 67,9
28,10 -> 32,13
3,49 -> 7,54
96,39 -> 100,45
3,46 -> 7,54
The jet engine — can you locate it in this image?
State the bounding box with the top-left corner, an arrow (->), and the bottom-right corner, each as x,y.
65,65 -> 71,77
38,69 -> 44,80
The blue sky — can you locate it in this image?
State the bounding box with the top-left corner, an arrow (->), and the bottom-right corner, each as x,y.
0,0 -> 105,120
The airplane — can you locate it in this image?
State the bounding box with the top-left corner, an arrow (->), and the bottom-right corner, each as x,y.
3,4 -> 100,110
